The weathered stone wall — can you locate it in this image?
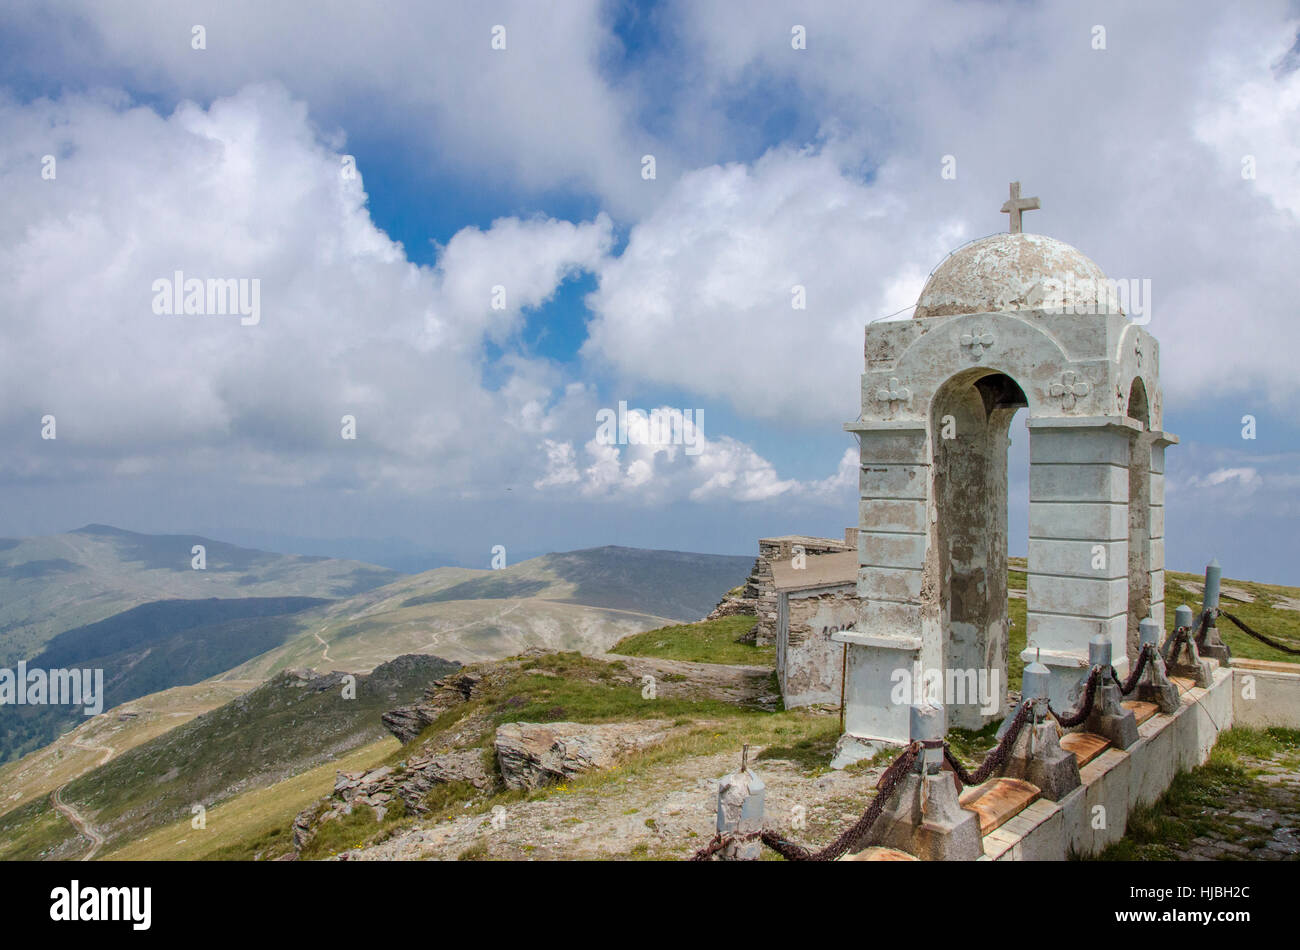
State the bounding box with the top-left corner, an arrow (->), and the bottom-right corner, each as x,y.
746,535 -> 853,646
777,586 -> 857,707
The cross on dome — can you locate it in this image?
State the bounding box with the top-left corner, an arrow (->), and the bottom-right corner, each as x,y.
1000,181 -> 1040,233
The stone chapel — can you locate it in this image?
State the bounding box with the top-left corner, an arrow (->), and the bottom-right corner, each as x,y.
834,184 -> 1173,756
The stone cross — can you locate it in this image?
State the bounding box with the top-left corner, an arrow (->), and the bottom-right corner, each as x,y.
1049,371 -> 1089,409
960,329 -> 994,360
1000,181 -> 1040,234
875,377 -> 911,411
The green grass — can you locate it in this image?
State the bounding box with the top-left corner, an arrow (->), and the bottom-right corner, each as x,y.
755,719 -> 843,775
298,798 -> 410,860
1096,727 -> 1300,860
610,615 -> 772,666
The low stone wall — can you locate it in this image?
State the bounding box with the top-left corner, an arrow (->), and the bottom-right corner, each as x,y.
1230,659 -> 1300,729
981,664 -> 1236,860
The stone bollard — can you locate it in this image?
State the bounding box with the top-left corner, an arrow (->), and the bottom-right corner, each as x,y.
1165,603 -> 1214,688
714,761 -> 766,860
1003,661 -> 1081,800
1136,617 -> 1179,714
1079,635 -> 1138,749
859,703 -> 982,861
1196,559 -> 1232,664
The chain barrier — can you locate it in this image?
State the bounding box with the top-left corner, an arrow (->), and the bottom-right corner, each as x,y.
1218,609 -> 1300,657
1047,665 -> 1102,727
690,741 -> 921,862
942,698 -> 1032,787
1113,643 -> 1152,696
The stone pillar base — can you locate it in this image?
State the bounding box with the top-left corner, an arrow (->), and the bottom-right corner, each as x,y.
1003,720 -> 1081,801
1080,680 -> 1138,749
1197,624 -> 1231,665
861,771 -> 982,861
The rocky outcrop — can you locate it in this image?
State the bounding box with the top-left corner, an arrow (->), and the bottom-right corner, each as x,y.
292,747 -> 494,851
381,671 -> 483,743
494,720 -> 675,790
704,592 -> 758,621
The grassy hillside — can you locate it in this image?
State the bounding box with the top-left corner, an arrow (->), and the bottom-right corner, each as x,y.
0,679 -> 258,816
0,525 -> 400,665
0,653 -> 457,858
612,616 -> 771,666
1,597 -> 326,762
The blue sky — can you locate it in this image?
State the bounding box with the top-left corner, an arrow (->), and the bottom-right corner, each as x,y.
0,1 -> 1298,585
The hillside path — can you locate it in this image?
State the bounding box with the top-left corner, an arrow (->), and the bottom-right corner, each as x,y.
49,739 -> 116,860
51,785 -> 105,861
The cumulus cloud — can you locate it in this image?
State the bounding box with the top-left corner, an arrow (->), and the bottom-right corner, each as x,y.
532,405 -> 855,504
0,85 -> 613,498
595,0 -> 1300,414
0,0 -> 668,216
584,145 -> 960,424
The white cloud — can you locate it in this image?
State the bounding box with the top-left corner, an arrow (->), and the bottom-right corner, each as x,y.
584,146 -> 960,424
0,85 -> 612,498
532,406 -> 854,505
0,0 -> 671,216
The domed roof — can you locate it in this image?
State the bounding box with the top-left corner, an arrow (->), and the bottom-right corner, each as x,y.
913,232 -> 1114,318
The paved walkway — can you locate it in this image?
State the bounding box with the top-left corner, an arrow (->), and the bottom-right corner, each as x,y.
1176,752 -> 1300,861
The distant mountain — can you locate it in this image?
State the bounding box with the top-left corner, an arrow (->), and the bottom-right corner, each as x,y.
222,545 -> 755,678
0,525 -> 401,665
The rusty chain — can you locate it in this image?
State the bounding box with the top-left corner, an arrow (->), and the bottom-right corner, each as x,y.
942,697 -> 1032,787
1218,609 -> 1300,657
691,741 -> 921,862
1113,643 -> 1152,696
1047,665 -> 1102,727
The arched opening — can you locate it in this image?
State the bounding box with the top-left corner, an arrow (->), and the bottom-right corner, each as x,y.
1126,377 -> 1153,660
930,369 -> 1027,729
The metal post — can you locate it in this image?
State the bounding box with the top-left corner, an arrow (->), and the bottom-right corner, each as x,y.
1088,633 -> 1112,670
1197,559 -> 1231,663
839,642 -> 848,733
910,702 -> 944,774
1138,617 -> 1160,650
1202,559 -> 1221,613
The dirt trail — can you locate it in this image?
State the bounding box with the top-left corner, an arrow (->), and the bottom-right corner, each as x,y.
51,785 -> 106,861
49,739 -> 116,860
312,626 -> 333,664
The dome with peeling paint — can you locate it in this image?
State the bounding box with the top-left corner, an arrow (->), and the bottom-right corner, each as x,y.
913,232 -> 1115,318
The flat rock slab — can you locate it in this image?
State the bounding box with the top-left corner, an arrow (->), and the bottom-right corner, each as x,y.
494,719 -> 678,790
959,777 -> 1041,836
1122,700 -> 1159,725
1059,732 -> 1110,767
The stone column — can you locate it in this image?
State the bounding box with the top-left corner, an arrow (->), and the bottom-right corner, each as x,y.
836,423 -> 929,749
1024,419 -> 1138,711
